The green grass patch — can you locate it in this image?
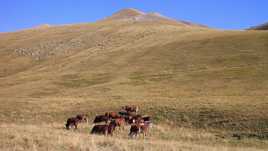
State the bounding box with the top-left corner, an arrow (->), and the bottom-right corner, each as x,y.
57,73 -> 111,88
129,72 -> 173,85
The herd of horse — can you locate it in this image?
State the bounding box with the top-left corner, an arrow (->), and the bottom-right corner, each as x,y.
65,105 -> 152,138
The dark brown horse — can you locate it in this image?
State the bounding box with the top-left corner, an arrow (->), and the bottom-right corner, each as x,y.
91,120 -> 117,136
65,114 -> 88,130
122,105 -> 139,113
93,115 -> 109,124
129,124 -> 140,138
129,122 -> 150,138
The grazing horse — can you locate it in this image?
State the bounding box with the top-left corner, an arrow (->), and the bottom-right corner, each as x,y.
129,124 -> 140,138
93,115 -> 109,124
91,120 -> 117,136
129,122 -> 150,138
66,114 -> 88,130
122,105 -> 139,113
114,117 -> 125,130
139,123 -> 150,137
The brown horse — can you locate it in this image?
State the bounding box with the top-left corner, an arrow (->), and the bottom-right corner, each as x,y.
93,115 -> 109,124
91,120 -> 117,136
139,123 -> 150,137
114,117 -> 126,130
129,122 -> 150,138
122,105 -> 139,113
66,114 -> 88,130
129,124 -> 140,138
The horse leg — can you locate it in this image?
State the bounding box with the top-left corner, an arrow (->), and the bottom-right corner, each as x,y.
129,132 -> 134,139
105,130 -> 108,136
74,123 -> 78,130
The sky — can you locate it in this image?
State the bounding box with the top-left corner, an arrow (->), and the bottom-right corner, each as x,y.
1,0 -> 267,32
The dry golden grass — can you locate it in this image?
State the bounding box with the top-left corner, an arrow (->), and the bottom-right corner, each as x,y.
0,123 -> 267,151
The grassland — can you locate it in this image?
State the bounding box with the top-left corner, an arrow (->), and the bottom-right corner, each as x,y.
1,123 -> 267,151
0,12 -> 268,150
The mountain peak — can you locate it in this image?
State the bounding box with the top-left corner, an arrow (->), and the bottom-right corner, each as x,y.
103,8 -> 176,23
107,8 -> 145,20
101,8 -> 207,28
33,24 -> 51,29
118,8 -> 145,14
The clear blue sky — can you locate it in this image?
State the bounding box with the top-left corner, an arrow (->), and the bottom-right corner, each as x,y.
1,0 -> 267,32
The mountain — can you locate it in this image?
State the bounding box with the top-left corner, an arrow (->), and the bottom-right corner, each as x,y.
249,22 -> 268,30
0,8 -> 268,147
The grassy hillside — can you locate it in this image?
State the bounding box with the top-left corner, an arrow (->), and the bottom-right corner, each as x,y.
0,10 -> 268,150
